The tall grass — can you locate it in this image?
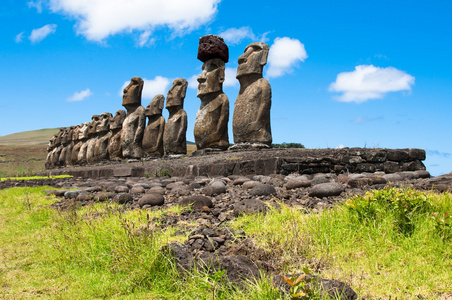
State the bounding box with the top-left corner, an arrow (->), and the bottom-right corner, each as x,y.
0,187 -> 283,299
230,187 -> 452,299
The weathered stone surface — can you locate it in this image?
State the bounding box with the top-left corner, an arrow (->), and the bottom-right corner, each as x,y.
249,184 -> 276,196
86,115 -> 100,164
114,185 -> 129,193
202,181 -> 227,196
94,112 -> 113,162
138,193 -> 164,207
163,79 -> 188,155
108,110 -> 126,160
285,179 -> 311,190
64,190 -> 82,199
194,58 -> 229,150
179,195 -> 213,209
234,199 -> 267,216
95,192 -> 115,201
233,42 -> 272,146
242,180 -> 261,189
113,193 -> 133,204
143,94 -> 165,157
130,185 -> 145,194
309,182 -> 345,198
121,77 -> 146,159
197,35 -> 229,63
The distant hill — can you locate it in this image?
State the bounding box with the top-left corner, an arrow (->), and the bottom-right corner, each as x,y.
0,128 -> 196,146
0,128 -> 58,146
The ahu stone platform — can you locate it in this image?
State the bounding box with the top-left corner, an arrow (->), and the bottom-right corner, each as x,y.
43,147 -> 426,179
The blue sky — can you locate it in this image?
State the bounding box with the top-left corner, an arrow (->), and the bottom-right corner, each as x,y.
1,0 -> 451,176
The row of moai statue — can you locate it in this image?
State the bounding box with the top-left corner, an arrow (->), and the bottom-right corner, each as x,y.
46,35 -> 272,168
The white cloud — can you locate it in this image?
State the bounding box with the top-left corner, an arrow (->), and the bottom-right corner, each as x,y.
67,88 -> 93,102
224,67 -> 238,87
220,27 -> 256,45
220,27 -> 271,45
28,0 -> 43,13
188,74 -> 198,90
329,65 -> 415,103
266,37 -> 308,78
120,76 -> 171,101
29,24 -> 57,43
137,30 -> 155,47
48,0 -> 220,42
15,32 -> 25,43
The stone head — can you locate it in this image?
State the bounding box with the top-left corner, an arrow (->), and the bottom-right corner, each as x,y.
66,126 -> 75,142
197,58 -> 225,97
122,76 -> 144,108
110,110 -> 126,130
79,122 -> 90,140
145,94 -> 165,116
97,112 -> 113,133
61,128 -> 69,144
54,127 -> 65,145
88,115 -> 100,135
237,42 -> 269,78
166,78 -> 188,108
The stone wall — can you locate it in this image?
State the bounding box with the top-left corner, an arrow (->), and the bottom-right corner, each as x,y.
43,147 -> 426,179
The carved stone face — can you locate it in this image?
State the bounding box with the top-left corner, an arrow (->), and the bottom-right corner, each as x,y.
97,112 -> 112,133
60,128 -> 68,144
122,77 -> 144,107
237,42 -> 269,78
88,115 -> 100,135
79,122 -> 90,139
166,79 -> 188,108
145,94 -> 164,116
110,110 -> 126,130
197,58 -> 225,97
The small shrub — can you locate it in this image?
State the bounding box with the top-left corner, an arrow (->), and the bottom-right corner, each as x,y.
280,267 -> 315,299
345,187 -> 433,236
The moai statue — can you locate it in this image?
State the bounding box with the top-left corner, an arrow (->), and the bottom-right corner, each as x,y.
50,127 -> 65,167
45,133 -> 57,169
121,77 -> 146,159
65,126 -> 77,166
142,95 -> 165,157
76,122 -> 91,165
194,35 -> 229,151
232,42 -> 272,148
108,110 -> 126,160
70,124 -> 84,165
94,112 -> 113,162
163,78 -> 188,155
86,115 -> 100,164
58,127 -> 70,166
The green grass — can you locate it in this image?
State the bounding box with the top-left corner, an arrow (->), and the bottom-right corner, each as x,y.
2,186 -> 451,299
230,187 -> 452,299
0,175 -> 73,181
0,128 -> 59,146
0,187 -> 286,299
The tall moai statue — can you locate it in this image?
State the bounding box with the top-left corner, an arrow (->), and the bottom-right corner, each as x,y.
143,95 -> 165,157
70,123 -> 84,165
45,133 -> 57,169
58,127 -> 71,166
65,125 -> 78,166
86,115 -> 100,164
50,127 -> 65,168
194,35 -> 229,151
121,77 -> 146,159
94,112 -> 113,162
108,110 -> 126,160
76,122 -> 91,165
164,79 -> 188,155
232,42 -> 272,148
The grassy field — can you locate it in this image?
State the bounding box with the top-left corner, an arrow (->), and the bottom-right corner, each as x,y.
0,128 -> 59,146
0,186 -> 451,299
